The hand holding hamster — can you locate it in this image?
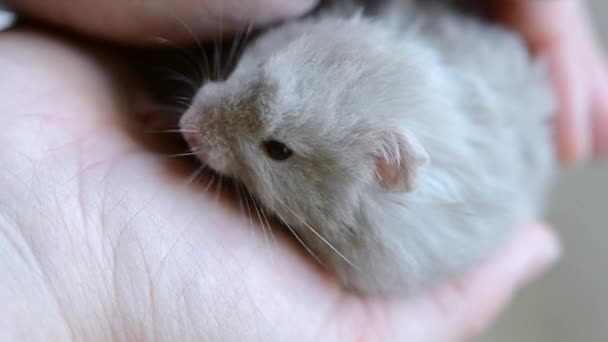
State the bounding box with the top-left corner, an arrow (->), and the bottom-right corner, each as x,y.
1,1 -> 560,341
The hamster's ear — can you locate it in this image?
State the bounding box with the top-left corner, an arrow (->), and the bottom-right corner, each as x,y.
374,130 -> 429,192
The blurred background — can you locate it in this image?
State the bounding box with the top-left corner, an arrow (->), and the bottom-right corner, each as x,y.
480,1 -> 608,340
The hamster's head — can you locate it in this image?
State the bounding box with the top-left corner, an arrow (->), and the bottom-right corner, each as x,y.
180,17 -> 435,230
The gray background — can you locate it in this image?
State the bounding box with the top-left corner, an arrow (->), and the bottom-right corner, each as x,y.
480,1 -> 608,341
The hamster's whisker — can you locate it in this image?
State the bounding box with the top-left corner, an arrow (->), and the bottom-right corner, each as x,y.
158,66 -> 200,92
233,181 -> 246,220
251,194 -> 271,247
147,64 -> 199,92
181,123 -> 200,130
213,35 -> 221,80
202,174 -> 217,193
225,21 -> 254,77
197,49 -> 212,84
183,164 -> 207,185
277,200 -> 358,271
218,2 -> 224,79
167,13 -> 209,82
225,30 -> 241,78
167,73 -> 199,92
149,35 -> 207,84
136,104 -> 189,118
169,145 -> 201,157
167,151 -> 200,158
258,200 -> 276,246
146,129 -> 200,134
237,182 -> 255,229
170,95 -> 194,107
273,210 -> 323,266
233,182 -> 253,228
213,175 -> 224,203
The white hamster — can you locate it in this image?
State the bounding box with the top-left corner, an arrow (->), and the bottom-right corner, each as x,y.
179,1 -> 556,295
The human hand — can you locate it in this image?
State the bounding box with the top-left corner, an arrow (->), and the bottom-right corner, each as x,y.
488,0 -> 608,163
4,0 -> 318,44
0,29 -> 559,341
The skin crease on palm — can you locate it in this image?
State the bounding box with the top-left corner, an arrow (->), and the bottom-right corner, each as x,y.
5,0 -> 606,340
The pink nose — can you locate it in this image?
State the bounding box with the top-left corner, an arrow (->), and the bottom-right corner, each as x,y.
183,131 -> 202,149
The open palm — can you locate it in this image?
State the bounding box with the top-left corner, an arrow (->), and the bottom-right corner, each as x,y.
0,29 -> 558,341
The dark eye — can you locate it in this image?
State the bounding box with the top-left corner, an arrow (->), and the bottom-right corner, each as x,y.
263,140 -> 293,161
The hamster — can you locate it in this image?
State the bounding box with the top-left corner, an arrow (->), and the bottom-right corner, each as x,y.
178,1 -> 556,295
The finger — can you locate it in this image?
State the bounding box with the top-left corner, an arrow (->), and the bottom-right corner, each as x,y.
489,0 -> 594,163
437,223 -> 561,341
544,43 -> 592,163
591,58 -> 608,157
6,0 -> 320,44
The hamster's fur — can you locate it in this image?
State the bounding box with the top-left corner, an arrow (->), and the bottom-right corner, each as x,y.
179,1 -> 556,295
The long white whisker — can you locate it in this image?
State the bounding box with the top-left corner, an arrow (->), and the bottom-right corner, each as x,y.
146,129 -> 200,134
168,151 -> 200,158
202,174 -> 216,193
181,123 -> 199,130
215,176 -> 223,203
256,198 -> 276,246
225,21 -> 253,75
273,209 -> 323,266
137,104 -> 189,117
183,165 -> 206,185
217,0 -> 225,78
277,199 -> 358,271
239,183 -> 254,229
167,14 -> 208,81
251,196 -> 270,247
150,36 -> 206,85
156,66 -> 200,91
233,182 -> 246,216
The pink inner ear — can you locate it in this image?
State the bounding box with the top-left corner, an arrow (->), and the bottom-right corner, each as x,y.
375,157 -> 414,193
374,129 -> 429,193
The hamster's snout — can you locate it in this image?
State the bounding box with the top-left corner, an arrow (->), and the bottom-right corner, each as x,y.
183,131 -> 210,163
182,130 -> 234,175
183,131 -> 202,150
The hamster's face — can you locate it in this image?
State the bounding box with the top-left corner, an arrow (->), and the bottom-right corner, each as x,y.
180,18 -> 434,228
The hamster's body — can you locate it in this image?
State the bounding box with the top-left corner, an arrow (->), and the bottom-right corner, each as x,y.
180,1 -> 556,295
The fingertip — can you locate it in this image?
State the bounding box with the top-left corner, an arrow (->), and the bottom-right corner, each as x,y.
481,222 -> 560,292
449,223 -> 560,340
517,223 -> 561,285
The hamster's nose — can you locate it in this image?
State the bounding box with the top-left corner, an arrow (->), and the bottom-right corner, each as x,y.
183,131 -> 202,149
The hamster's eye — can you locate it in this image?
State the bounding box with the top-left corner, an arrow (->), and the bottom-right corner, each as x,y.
263,140 -> 293,161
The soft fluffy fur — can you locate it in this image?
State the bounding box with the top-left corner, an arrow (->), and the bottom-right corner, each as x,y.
180,1 -> 556,295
